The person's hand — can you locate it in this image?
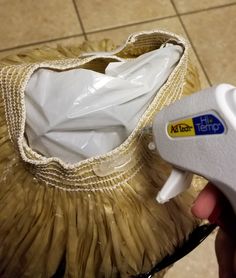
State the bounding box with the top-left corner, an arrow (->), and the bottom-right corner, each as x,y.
191,183 -> 236,278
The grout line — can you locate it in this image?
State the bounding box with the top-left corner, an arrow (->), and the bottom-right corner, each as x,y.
179,20 -> 212,86
1,1 -> 235,53
178,2 -> 236,16
85,14 -> 178,35
74,2 -> 236,37
71,1 -> 236,36
71,0 -> 88,40
170,0 -> 212,86
0,14 -> 177,53
0,34 -> 84,53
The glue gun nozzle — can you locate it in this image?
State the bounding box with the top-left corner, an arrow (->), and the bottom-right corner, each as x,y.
156,169 -> 193,204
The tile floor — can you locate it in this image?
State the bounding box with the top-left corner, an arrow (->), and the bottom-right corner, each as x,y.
1,0 -> 236,277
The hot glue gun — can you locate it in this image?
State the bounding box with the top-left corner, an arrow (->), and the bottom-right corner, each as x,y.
153,83 -> 236,214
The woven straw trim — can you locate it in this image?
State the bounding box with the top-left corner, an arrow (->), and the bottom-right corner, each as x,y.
0,33 -> 203,278
0,30 -> 200,191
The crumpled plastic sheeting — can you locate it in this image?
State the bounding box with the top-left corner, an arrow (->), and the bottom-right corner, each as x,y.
25,44 -> 183,163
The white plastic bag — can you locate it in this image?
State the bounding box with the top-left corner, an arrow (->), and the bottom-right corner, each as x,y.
25,44 -> 183,163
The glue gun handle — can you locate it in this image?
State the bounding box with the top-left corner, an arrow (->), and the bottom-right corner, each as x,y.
208,179 -> 236,217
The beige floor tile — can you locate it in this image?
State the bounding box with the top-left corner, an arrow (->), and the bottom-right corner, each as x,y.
76,0 -> 176,32
182,5 -> 236,85
0,0 -> 82,50
0,36 -> 85,60
166,232 -> 218,278
173,0 -> 236,13
87,18 -> 209,88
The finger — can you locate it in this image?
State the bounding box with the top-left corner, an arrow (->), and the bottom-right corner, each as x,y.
215,229 -> 236,278
192,183 -> 236,238
191,183 -> 222,219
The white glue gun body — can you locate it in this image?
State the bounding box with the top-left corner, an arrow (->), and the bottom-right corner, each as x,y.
153,84 -> 236,214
